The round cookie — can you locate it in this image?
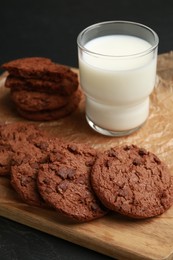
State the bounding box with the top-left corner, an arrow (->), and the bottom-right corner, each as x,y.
10,136 -> 55,207
91,145 -> 173,218
2,57 -> 78,85
0,122 -> 46,176
5,73 -> 78,96
0,122 -> 45,143
11,89 -> 76,112
2,57 -> 54,78
37,141 -> 108,222
17,89 -> 82,121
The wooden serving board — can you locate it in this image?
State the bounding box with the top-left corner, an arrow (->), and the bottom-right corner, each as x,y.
1,52 -> 173,260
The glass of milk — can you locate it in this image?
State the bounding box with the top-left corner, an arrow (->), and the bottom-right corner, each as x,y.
77,21 -> 159,136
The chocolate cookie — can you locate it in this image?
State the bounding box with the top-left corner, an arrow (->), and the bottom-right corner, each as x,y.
5,73 -> 78,95
0,122 -> 44,142
10,137 -> 54,207
0,122 -> 46,176
91,145 -> 173,218
37,141 -> 108,222
17,89 -> 82,121
11,89 -> 76,112
2,57 -> 78,84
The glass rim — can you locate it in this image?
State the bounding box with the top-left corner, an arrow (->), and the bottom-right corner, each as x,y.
77,20 -> 159,58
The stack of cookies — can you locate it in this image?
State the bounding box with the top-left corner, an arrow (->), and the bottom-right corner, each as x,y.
1,57 -> 81,121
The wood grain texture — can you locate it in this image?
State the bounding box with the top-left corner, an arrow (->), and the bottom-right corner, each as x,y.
1,53 -> 173,260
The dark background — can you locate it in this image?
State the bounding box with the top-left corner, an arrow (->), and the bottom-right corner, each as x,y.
0,0 -> 173,69
0,1 -> 173,259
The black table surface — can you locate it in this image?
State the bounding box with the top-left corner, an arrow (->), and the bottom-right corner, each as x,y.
0,1 -> 173,259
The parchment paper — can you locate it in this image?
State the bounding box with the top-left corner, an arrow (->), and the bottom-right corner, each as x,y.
0,52 -> 173,172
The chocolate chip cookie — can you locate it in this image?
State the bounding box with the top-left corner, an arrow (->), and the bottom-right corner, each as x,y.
5,72 -> 78,95
2,57 -> 78,84
11,89 -> 77,112
91,145 -> 173,218
10,136 -> 57,207
17,89 -> 81,121
0,122 -> 46,176
37,141 -> 108,222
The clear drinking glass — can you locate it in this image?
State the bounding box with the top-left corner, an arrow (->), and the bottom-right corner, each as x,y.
77,21 -> 159,136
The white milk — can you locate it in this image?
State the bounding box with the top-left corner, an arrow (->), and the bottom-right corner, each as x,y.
78,35 -> 157,132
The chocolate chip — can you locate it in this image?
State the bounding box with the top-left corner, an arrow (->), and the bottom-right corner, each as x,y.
153,155 -> 161,164
104,159 -> 112,168
43,178 -> 50,185
35,141 -> 49,151
67,144 -> 79,154
133,158 -> 142,166
57,166 -> 68,179
56,180 -> 68,194
56,166 -> 76,180
138,148 -> 148,156
108,149 -> 117,157
123,145 -> 131,151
